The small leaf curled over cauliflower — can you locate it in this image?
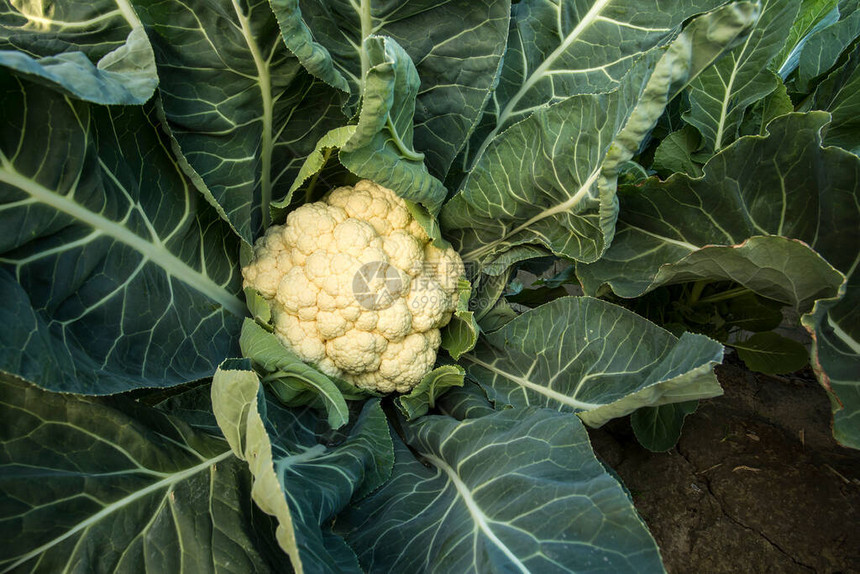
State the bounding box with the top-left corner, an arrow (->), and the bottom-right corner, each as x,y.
242,180 -> 464,393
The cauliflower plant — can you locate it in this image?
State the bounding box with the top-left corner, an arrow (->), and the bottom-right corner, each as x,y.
242,180 -> 464,393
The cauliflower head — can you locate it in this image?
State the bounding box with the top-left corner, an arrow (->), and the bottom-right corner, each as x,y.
242,180 -> 464,393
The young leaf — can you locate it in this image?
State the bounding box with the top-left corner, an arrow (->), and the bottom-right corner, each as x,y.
397,364 -> 466,421
733,332 -> 811,373
335,408 -> 664,573
269,0 -> 511,178
0,374 -> 291,572
631,400 -> 699,452
239,319 -> 350,429
212,362 -> 393,573
0,2 -> 158,104
653,126 -> 704,177
441,278 -> 479,360
0,75 -> 245,395
461,297 -> 724,427
133,0 -> 347,243
338,36 -> 447,214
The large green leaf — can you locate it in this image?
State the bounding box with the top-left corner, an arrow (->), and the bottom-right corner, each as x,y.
132,0 -> 346,243
212,360 -> 394,573
442,77 -> 646,270
0,0 -> 158,104
802,243 -> 860,448
578,112 -> 859,447
796,0 -> 860,90
0,74 -> 244,394
442,5 -> 756,271
685,0 -> 799,155
461,297 -> 724,427
811,44 -> 860,155
269,0 -> 511,179
774,0 -> 839,77
577,113 -> 853,306
0,374 -> 290,573
335,407 -> 664,573
462,0 -> 727,170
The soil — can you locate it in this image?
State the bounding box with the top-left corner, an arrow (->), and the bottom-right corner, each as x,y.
588,353 -> 860,574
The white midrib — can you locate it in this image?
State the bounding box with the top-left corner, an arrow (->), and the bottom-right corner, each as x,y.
0,164 -> 246,317
830,316 -> 860,354
422,454 -> 531,574
462,355 -> 602,411
114,0 -> 143,29
232,0 -> 274,229
2,450 -> 234,573
713,7 -> 759,152
463,168 -> 601,261
358,0 -> 373,92
473,0 -> 612,163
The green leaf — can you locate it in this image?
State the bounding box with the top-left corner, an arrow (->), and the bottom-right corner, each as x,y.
724,293 -> 785,332
269,0 -> 511,179
461,297 -> 724,427
435,380 -> 497,420
802,273 -> 860,448
774,0 -> 840,77
397,364 -> 466,421
812,44 -> 860,155
733,331 -> 810,374
441,278 -> 479,360
578,113 -> 853,312
274,125 -> 356,212
631,400 -> 699,452
442,77 -> 647,269
338,36 -> 447,214
245,287 -> 274,327
239,318 -> 349,429
335,407 -> 664,572
685,0 -> 800,155
133,0 -> 346,243
578,112 -> 859,447
582,236 -> 844,311
443,5 -> 757,272
464,0 -> 729,170
0,1 -> 158,104
742,78 -> 794,136
0,373 -> 291,572
0,75 -> 244,394
796,1 -> 860,90
653,126 -> 704,177
600,2 -> 761,189
212,362 -> 393,573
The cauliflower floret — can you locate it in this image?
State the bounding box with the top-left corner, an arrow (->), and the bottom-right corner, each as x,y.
326,330 -> 388,373
241,180 -> 464,393
376,299 -> 412,341
407,277 -> 451,332
384,230 -> 424,277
